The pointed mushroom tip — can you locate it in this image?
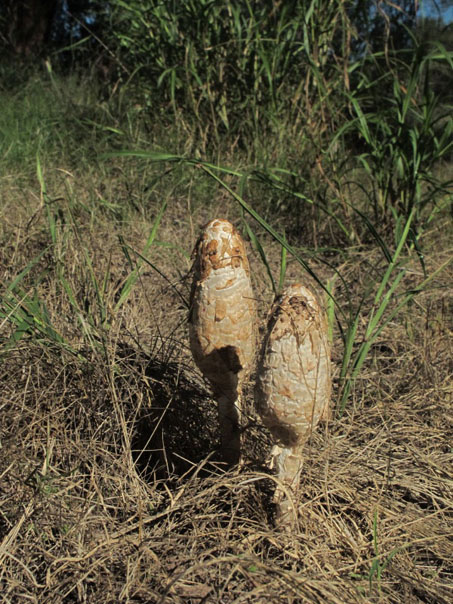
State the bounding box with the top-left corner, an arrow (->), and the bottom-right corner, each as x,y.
203,218 -> 235,232
274,284 -> 323,315
281,283 -> 317,299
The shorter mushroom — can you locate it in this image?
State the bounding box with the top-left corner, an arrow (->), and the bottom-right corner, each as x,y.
255,284 -> 331,523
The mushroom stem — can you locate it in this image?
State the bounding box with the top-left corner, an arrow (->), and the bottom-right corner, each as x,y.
270,444 -> 305,525
270,444 -> 304,489
217,394 -> 241,465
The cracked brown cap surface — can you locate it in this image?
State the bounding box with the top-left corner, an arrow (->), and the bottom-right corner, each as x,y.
255,284 -> 331,447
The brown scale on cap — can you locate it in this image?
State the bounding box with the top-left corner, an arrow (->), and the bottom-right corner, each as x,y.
189,219 -> 257,464
255,283 -> 331,525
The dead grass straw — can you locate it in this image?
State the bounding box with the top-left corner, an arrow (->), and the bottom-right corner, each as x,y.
1,194 -> 452,603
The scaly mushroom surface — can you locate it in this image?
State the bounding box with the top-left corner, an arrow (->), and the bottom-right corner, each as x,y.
255,284 -> 331,522
189,219 -> 256,464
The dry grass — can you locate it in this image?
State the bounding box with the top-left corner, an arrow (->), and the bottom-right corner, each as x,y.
1,183 -> 452,603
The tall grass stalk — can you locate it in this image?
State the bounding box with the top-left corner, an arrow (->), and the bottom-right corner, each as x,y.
105,0 -> 349,146
333,39 -> 453,230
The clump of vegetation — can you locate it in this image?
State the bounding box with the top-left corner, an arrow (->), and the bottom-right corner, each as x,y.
1,1 -> 452,602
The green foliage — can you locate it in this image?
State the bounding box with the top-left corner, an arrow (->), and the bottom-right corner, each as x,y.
347,0 -> 417,55
0,275 -> 74,354
351,509 -> 411,597
0,68 -> 102,172
336,37 -> 453,229
106,0 -> 349,144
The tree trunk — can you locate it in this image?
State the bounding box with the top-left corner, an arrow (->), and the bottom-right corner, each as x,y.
7,0 -> 58,56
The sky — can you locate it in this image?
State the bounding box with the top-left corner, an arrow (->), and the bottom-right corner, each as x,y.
419,0 -> 453,23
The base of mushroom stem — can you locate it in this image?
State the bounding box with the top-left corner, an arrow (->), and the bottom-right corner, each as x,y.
269,444 -> 304,526
274,497 -> 299,528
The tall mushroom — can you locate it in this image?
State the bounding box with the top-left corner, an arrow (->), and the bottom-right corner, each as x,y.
189,219 -> 256,465
255,284 -> 331,522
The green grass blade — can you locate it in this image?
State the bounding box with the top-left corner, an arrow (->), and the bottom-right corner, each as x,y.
278,235 -> 287,296
242,218 -> 277,296
114,198 -> 168,313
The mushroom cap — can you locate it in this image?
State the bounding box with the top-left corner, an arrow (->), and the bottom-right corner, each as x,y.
189,219 -> 256,400
255,284 -> 331,447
